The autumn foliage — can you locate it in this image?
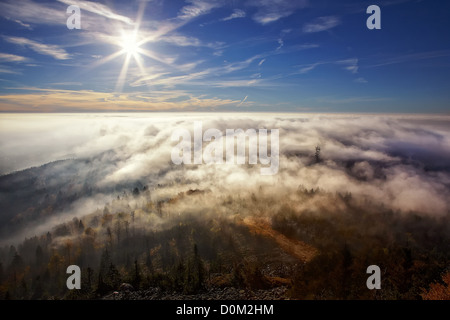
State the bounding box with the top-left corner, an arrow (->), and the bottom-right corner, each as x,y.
421,271 -> 450,300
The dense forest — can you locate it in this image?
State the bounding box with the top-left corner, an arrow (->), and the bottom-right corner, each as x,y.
0,181 -> 449,300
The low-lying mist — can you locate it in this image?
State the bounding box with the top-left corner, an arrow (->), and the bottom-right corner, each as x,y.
1,113 -> 450,244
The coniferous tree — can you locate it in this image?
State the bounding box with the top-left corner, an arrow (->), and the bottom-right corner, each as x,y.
184,244 -> 205,294
35,245 -> 43,266
315,145 -> 321,163
132,259 -> 141,289
96,273 -> 108,295
78,220 -> 85,234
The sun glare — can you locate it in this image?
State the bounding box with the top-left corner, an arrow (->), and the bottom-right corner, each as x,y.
121,31 -> 140,56
89,1 -> 154,93
113,28 -> 150,92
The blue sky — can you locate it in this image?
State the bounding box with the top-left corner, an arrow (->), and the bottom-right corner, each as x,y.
0,0 -> 449,112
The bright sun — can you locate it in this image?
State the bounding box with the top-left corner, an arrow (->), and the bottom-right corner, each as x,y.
112,28 -> 149,92
89,2 -> 153,93
121,31 -> 140,56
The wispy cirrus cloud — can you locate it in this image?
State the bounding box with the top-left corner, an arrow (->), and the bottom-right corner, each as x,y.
303,16 -> 341,33
298,58 -> 359,75
3,17 -> 33,30
298,62 -> 323,74
177,0 -> 220,20
209,79 -> 262,88
0,0 -> 134,32
0,0 -> 66,26
0,67 -> 21,75
0,87 -> 240,112
0,53 -> 29,63
248,0 -> 308,25
131,69 -> 212,88
161,34 -> 203,47
354,77 -> 368,83
222,55 -> 263,73
338,58 -> 359,74
159,34 -> 225,52
276,38 -> 284,51
131,53 -> 264,88
237,95 -> 248,106
368,50 -> 450,68
222,9 -> 246,21
4,36 -> 71,60
57,0 -> 134,25
13,19 -> 32,29
128,38 -> 319,91
49,82 -> 83,87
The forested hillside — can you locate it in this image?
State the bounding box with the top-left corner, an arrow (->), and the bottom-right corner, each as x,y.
1,181 -> 448,300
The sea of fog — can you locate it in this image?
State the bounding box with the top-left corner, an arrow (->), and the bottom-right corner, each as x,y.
1,112 -> 450,220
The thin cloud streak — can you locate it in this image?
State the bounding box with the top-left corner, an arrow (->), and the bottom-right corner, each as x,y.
368,50 -> 450,68
0,53 -> 29,62
0,0 -> 66,26
303,16 -> 341,33
222,9 -> 246,21
0,87 -> 241,112
177,0 -> 219,20
57,0 -> 134,25
248,0 -> 308,25
4,36 -> 71,60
